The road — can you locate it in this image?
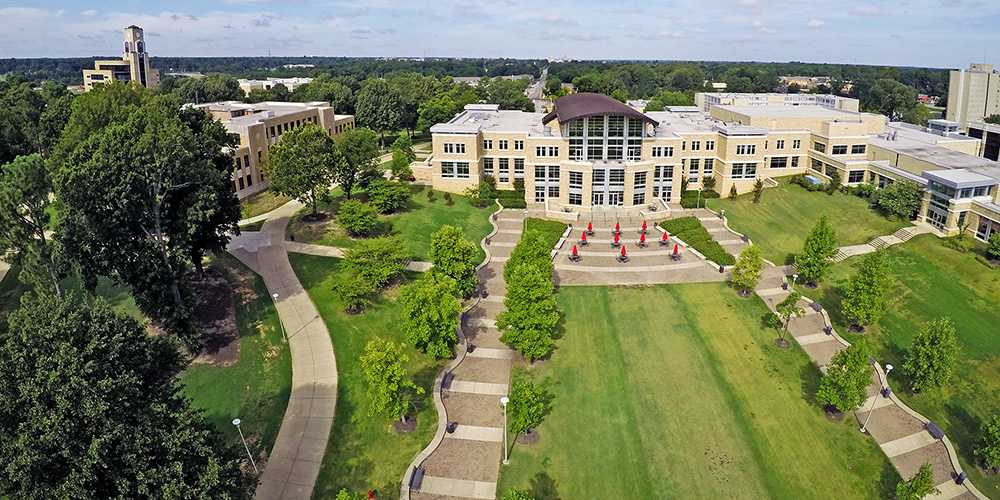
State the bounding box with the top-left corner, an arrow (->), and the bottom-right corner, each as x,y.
530,67 -> 548,112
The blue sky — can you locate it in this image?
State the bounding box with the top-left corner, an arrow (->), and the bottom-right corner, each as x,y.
1,0 -> 998,68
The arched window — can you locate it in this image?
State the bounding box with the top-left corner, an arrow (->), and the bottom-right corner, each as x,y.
137,41 -> 145,53
124,41 -> 131,53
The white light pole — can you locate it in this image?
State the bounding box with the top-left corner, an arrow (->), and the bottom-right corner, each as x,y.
272,293 -> 287,342
697,188 -> 702,209
233,418 -> 259,473
500,396 -> 510,464
792,274 -> 798,286
860,361 -> 893,434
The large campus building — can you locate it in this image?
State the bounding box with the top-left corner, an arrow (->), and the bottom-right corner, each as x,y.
191,101 -> 355,199
416,92 -> 1000,243
946,63 -> 1000,129
82,26 -> 160,92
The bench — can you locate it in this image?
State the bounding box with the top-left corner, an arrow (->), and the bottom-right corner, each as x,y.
810,301 -> 823,312
409,467 -> 425,490
926,421 -> 945,440
442,373 -> 454,389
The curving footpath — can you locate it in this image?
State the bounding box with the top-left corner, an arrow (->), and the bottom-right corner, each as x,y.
228,200 -> 338,500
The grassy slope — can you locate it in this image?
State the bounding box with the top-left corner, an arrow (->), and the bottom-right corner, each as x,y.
497,284 -> 897,500
241,190 -> 293,219
707,183 -> 908,265
524,218 -> 568,250
801,234 -> 1000,496
288,253 -> 445,498
287,185 -> 496,263
179,253 -> 292,465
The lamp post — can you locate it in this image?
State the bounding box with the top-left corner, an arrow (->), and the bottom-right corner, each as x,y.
233,418 -> 259,473
860,360 -> 893,434
272,293 -> 287,342
697,188 -> 702,209
792,274 -> 798,287
500,396 -> 510,464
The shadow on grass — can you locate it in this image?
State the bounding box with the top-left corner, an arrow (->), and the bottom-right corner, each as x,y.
316,386 -> 376,497
944,402 -> 984,466
875,460 -> 903,500
799,360 -> 822,408
528,470 -> 561,500
408,364 -> 440,417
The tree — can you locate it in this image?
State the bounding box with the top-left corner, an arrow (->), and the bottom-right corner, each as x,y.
337,199 -> 382,237
867,79 -> 918,120
787,83 -> 802,94
732,245 -> 764,296
501,490 -> 534,500
497,259 -> 558,361
827,170 -> 841,195
399,274 -> 461,358
795,215 -> 838,286
816,338 -> 875,412
334,271 -> 374,314
901,104 -> 934,127
840,249 -> 892,330
365,178 -> 410,214
263,121 -> 341,215
465,181 -> 494,208
544,76 -> 562,96
507,380 -> 546,436
0,294 -> 254,499
361,337 -> 422,422
987,231 -> 1000,259
417,95 -> 457,132
389,132 -> 416,181
729,184 -> 738,199
173,73 -> 244,103
895,462 -> 939,500
774,291 -> 805,343
334,127 -> 381,199
54,84 -> 241,339
702,176 -> 717,191
976,414 -> 1000,471
355,79 -> 402,142
0,154 -> 65,297
877,179 -> 923,220
430,225 -> 479,299
752,178 -> 764,203
343,236 -> 410,289
903,317 -> 958,393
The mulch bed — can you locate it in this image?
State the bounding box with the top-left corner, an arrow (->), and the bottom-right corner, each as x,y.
848,324 -> 866,334
823,405 -> 845,422
393,417 -> 418,435
516,429 -> 540,445
188,268 -> 241,367
775,338 -> 791,349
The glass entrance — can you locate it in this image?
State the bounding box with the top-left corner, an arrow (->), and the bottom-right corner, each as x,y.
592,192 -> 604,205
592,166 -> 625,206
607,192 -> 623,206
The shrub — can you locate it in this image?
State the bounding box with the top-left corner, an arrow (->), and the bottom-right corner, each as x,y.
482,175 -> 497,196
426,188 -> 435,202
942,235 -> 977,253
851,182 -> 878,199
827,171 -> 842,195
337,199 -> 382,237
464,182 -> 494,208
702,176 -> 717,191
659,216 -> 735,265
729,184 -> 738,199
343,236 -> 411,289
334,271 -> 374,313
497,190 -> 526,209
513,178 -> 525,193
365,178 -> 410,214
678,189 -> 719,209
443,192 -> 453,205
989,232 -> 1000,259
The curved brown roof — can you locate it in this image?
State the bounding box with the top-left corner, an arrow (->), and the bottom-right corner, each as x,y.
542,92 -> 658,126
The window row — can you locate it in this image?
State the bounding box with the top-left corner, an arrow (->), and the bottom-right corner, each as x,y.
444,142 -> 466,154
483,139 -> 524,151
267,116 -> 319,139
441,162 -> 470,178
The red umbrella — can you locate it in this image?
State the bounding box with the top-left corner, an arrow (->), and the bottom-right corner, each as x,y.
640,233 -> 646,243
615,221 -> 620,231
662,231 -> 669,241
572,245 -> 578,256
587,222 -> 593,232
642,220 -> 648,230
673,244 -> 679,254
613,233 -> 620,243
621,246 -> 627,256
581,232 -> 587,241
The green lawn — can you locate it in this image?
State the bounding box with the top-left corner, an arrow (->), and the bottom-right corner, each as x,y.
288,253 -> 445,497
0,265 -> 141,329
241,190 -> 293,219
239,220 -> 265,232
799,234 -> 1000,496
179,253 -> 292,470
287,185 -> 496,263
497,283 -> 898,500
707,183 -> 909,265
524,218 -> 568,250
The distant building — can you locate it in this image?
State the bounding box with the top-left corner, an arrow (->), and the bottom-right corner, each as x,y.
237,78 -> 314,95
82,25 -> 160,92
451,74 -> 535,86
190,101 -> 354,199
967,121 -> 1000,161
282,64 -> 315,70
946,63 -> 1000,129
694,92 -> 859,113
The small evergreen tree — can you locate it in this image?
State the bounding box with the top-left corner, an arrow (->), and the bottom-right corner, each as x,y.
702,176 -> 717,191
988,231 -> 1000,260
827,170 -> 841,195
795,215 -> 838,286
895,462 -> 939,500
729,184 -> 738,200
752,178 -> 764,203
816,338 -> 875,412
903,317 -> 958,393
840,249 -> 892,330
732,244 -> 764,296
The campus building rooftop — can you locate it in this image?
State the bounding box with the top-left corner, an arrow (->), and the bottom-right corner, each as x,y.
191,101 -> 350,135
713,104 -> 866,119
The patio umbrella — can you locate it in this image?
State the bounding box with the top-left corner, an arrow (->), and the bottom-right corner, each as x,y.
642,220 -> 648,230
615,221 -> 620,232
587,222 -> 593,232
662,231 -> 669,241
581,232 -> 587,242
640,233 -> 646,243
673,244 -> 679,255
614,233 -> 620,243
572,245 -> 578,256
621,246 -> 627,256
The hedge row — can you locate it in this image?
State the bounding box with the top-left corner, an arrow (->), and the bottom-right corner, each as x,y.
659,216 -> 736,265
678,189 -> 720,208
497,190 -> 527,209
524,218 -> 568,250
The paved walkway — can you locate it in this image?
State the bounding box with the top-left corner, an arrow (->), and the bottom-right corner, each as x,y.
283,240 -> 434,272
832,223 -> 939,263
228,200 -> 338,500
0,259 -> 9,286
403,207 -> 522,500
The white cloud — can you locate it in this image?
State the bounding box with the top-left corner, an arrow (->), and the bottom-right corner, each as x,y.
542,14 -> 580,26
0,7 -> 50,18
807,19 -> 825,27
659,30 -> 685,38
751,20 -> 764,27
759,27 -> 777,34
733,0 -> 763,6
82,9 -> 97,17
852,5 -> 881,16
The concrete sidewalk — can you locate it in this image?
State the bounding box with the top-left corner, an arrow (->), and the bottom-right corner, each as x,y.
228,201 -> 338,500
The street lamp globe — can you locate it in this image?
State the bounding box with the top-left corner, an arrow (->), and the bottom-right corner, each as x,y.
232,418 -> 241,426
500,397 -> 509,406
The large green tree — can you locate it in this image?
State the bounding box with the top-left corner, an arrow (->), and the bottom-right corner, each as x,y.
334,127 -> 381,199
507,380 -> 546,436
866,78 -> 918,120
877,179 -> 923,220
0,154 -> 65,297
977,414 -> 1000,470
816,338 -> 875,412
343,236 -> 410,289
173,73 -> 244,104
354,78 -> 402,142
53,83 -> 241,339
840,249 -> 892,329
497,260 -> 558,361
361,337 -> 422,422
430,225 -> 479,299
795,215 -> 838,286
0,294 -> 254,499
398,274 -> 461,358
263,121 -> 341,214
731,244 -> 764,296
903,317 -> 958,393
895,462 -> 938,500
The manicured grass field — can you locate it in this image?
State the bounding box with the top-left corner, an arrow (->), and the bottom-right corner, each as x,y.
179,253 -> 292,470
800,234 -> 1000,495
707,183 -> 909,265
288,253 -> 445,497
241,189 -> 293,219
287,185 -> 496,262
497,283 -> 898,500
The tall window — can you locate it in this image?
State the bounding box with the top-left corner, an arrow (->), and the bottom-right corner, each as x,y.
704,159 -> 714,177
514,140 -> 524,151
791,156 -> 799,168
499,139 -> 508,150
653,165 -> 673,199
689,159 -> 700,182
633,171 -> 647,205
498,158 -> 509,182
514,158 -> 525,178
444,143 -> 466,154
793,139 -> 801,149
482,157 -> 494,176
483,139 -> 493,150
732,163 -> 757,179
568,171 -> 583,205
776,139 -> 785,149
534,166 -> 559,202
705,140 -> 715,151
691,140 -> 701,151
736,144 -> 756,155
